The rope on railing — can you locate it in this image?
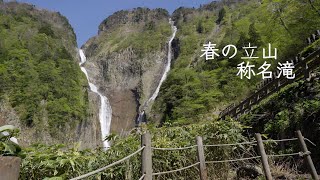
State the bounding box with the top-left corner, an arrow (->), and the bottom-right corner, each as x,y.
70,135 -> 316,179
138,174 -> 146,180
262,138 -> 298,143
153,138 -> 301,149
203,141 -> 257,147
152,162 -> 200,176
70,146 -> 145,180
262,137 -> 316,146
152,138 -> 306,149
304,138 -> 317,147
204,152 -> 304,164
268,152 -> 302,158
152,145 -> 197,150
205,156 -> 261,164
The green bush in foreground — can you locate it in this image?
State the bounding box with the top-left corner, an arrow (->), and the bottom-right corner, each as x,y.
0,125 -> 21,156
20,119 -> 245,180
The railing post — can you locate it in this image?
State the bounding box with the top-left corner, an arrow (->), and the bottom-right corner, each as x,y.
196,136 -> 208,180
141,132 -> 152,180
304,61 -> 311,80
295,130 -> 319,180
255,133 -> 272,180
0,156 -> 21,180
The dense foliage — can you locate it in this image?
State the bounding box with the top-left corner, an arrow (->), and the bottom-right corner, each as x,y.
87,8 -> 172,58
0,125 -> 21,156
1,0 -> 320,178
152,0 -> 320,125
240,74 -> 320,165
20,120 -> 245,179
0,2 -> 88,138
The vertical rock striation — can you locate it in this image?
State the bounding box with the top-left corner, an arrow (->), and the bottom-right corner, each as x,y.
82,8 -> 172,134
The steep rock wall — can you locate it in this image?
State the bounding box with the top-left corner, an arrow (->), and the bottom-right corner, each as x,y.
83,8 -> 171,133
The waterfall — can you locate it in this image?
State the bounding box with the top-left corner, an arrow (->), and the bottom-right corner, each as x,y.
136,110 -> 146,124
137,19 -> 177,124
147,19 -> 177,103
79,49 -> 112,149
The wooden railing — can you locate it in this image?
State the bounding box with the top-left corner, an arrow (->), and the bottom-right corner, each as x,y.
219,30 -> 320,120
70,130 -> 319,180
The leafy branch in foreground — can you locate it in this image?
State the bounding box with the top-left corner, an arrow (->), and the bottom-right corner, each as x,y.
0,125 -> 21,156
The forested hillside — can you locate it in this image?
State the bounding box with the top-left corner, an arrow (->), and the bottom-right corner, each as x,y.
1,0 -> 320,179
152,0 -> 320,126
0,2 -> 89,144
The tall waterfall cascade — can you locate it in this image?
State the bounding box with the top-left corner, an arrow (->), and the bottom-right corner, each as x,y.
138,19 -> 177,124
79,50 -> 112,149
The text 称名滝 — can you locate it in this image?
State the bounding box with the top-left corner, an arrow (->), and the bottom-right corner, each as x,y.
200,42 -> 295,80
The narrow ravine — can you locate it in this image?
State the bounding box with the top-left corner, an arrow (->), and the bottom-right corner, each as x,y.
79,50 -> 112,149
138,19 -> 177,124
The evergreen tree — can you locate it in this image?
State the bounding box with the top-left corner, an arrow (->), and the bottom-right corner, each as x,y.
216,8 -> 226,24
196,20 -> 203,33
248,23 -> 261,46
236,32 -> 249,48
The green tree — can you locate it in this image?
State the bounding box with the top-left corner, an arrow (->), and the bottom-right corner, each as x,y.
248,22 -> 261,46
196,20 -> 204,33
216,7 -> 226,24
38,24 -> 55,38
236,32 -> 249,48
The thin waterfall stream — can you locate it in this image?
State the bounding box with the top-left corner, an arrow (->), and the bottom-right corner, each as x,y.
137,19 -> 177,124
79,50 -> 112,149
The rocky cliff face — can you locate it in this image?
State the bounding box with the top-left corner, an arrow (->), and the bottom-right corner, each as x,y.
82,8 -> 172,133
0,94 -> 101,149
0,2 -> 101,149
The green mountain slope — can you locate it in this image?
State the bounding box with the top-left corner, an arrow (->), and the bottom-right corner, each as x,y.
0,2 -> 89,144
0,0 -> 319,179
152,0 -> 320,126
